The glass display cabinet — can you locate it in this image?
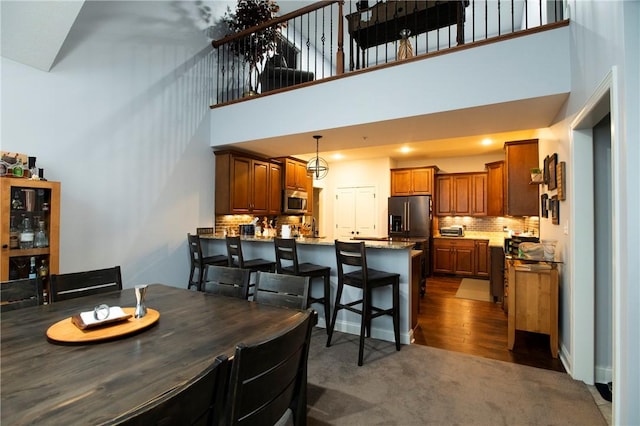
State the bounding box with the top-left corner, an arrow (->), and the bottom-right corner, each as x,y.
1,178 -> 60,300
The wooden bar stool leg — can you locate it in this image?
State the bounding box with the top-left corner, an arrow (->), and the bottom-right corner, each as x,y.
393,277 -> 401,351
322,272 -> 331,334
326,281 -> 344,347
358,288 -> 369,366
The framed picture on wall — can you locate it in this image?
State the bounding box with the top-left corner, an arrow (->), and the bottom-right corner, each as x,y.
557,161 -> 566,200
543,155 -> 550,185
548,153 -> 558,190
541,194 -> 549,218
551,195 -> 560,225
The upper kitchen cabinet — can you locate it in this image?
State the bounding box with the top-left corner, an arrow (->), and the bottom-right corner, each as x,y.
390,166 -> 438,196
504,140 -> 539,216
486,161 -> 504,216
436,172 -> 487,216
215,151 -> 280,215
276,157 -> 313,215
268,161 -> 282,215
282,158 -> 309,191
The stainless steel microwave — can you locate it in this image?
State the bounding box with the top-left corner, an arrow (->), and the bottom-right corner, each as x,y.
283,189 -> 308,214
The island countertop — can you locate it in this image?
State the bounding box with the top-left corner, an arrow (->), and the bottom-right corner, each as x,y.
200,234 -> 417,250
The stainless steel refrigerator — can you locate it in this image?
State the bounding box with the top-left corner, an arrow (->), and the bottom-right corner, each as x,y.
388,195 -> 432,292
388,195 -> 432,239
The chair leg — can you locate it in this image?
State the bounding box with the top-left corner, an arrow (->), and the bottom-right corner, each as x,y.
393,278 -> 401,351
326,281 -> 344,347
322,272 -> 331,335
188,264 -> 196,290
358,288 -> 369,366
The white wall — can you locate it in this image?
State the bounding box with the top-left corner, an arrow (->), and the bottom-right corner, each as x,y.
1,1 -> 223,287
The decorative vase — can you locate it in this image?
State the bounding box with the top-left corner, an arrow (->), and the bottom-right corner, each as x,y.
134,285 -> 148,318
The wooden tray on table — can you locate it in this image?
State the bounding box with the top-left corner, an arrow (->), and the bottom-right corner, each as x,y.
46,307 -> 160,343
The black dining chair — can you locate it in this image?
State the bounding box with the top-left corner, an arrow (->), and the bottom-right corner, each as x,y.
274,237 -> 331,327
109,355 -> 229,426
0,278 -> 43,312
327,240 -> 401,366
222,308 -> 316,426
49,266 -> 123,303
202,265 -> 251,300
188,233 -> 228,291
254,271 -> 310,310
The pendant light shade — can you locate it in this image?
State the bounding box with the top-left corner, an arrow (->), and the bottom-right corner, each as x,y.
307,135 -> 329,180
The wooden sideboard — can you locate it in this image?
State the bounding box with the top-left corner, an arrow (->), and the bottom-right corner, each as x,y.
506,258 -> 559,358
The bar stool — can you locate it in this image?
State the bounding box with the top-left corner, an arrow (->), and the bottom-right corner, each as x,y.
273,237 -> 331,332
326,240 -> 401,366
188,233 -> 227,292
225,236 -> 275,296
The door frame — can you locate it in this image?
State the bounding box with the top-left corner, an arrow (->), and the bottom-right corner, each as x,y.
569,68 -> 620,396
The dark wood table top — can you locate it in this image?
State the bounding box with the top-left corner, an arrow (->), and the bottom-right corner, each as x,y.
1,284 -> 307,425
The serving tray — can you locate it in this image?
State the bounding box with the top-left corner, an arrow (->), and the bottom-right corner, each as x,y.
46,307 -> 160,343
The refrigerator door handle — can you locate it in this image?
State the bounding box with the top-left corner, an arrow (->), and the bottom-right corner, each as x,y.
405,201 -> 410,232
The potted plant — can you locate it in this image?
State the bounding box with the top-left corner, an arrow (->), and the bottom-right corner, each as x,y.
222,0 -> 285,95
530,167 -> 544,183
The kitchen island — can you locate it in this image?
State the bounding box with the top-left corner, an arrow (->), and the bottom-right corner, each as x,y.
200,235 -> 421,345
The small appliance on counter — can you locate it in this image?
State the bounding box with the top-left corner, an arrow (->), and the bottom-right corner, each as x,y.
439,225 -> 465,237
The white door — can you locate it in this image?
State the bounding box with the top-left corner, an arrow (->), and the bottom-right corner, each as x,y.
334,186 -> 377,238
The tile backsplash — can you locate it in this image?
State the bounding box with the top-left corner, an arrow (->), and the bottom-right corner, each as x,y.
214,215 -> 307,236
438,216 -> 539,236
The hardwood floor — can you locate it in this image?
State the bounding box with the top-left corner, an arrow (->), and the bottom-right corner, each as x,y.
414,275 -> 566,373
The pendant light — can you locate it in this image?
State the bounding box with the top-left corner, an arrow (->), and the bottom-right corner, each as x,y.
307,135 -> 329,180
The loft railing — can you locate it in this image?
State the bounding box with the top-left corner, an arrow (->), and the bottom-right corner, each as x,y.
211,0 -> 565,106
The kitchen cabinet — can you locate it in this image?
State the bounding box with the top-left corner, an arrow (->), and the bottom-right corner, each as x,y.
268,162 -> 282,215
283,158 -> 309,191
485,161 -> 504,216
507,258 -> 559,357
1,178 -> 60,299
474,239 -> 489,277
390,166 -> 438,196
435,172 -> 487,216
432,238 -> 474,276
277,157 -> 313,215
504,140 -> 539,216
215,151 -> 280,215
334,186 -> 377,238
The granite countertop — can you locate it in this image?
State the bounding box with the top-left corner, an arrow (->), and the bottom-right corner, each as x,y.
199,234 -> 416,250
433,231 -> 506,248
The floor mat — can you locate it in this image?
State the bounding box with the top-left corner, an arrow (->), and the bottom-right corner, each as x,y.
455,278 -> 492,302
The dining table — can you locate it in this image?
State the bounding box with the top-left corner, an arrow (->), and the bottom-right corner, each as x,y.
0,284 -> 310,425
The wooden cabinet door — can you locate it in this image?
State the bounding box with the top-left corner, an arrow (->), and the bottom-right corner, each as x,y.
268,163 -> 282,215
471,173 -> 487,216
474,240 -> 490,278
486,161 -> 504,216
390,170 -> 412,196
250,159 -> 269,214
452,241 -> 474,275
230,156 -> 252,213
436,176 -> 453,215
411,168 -> 434,195
452,175 -> 471,216
505,140 -> 539,216
433,240 -> 454,273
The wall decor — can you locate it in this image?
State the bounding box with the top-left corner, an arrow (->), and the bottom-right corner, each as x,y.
551,195 -> 559,225
557,161 -> 566,200
543,155 -> 550,184
548,153 -> 558,190
541,194 -> 549,218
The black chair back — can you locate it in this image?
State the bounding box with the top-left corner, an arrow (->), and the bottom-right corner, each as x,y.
254,271 -> 310,310
203,266 -> 251,299
223,309 -> 316,426
273,237 -> 300,274
225,236 -> 245,268
49,266 -> 123,302
1,278 -> 43,312
111,355 -> 229,426
335,240 -> 369,287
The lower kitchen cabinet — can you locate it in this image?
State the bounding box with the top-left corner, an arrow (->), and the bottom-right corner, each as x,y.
474,240 -> 490,277
433,238 -> 475,276
433,238 -> 489,278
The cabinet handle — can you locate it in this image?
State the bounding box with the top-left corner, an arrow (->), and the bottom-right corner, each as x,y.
1,244 -> 7,249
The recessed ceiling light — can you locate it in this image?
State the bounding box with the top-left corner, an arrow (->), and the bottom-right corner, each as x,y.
331,153 -> 344,160
400,146 -> 411,153
481,138 -> 492,146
